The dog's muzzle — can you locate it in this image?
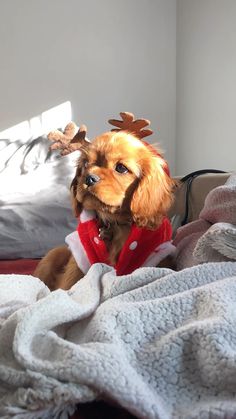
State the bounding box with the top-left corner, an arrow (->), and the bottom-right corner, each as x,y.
85,174 -> 100,187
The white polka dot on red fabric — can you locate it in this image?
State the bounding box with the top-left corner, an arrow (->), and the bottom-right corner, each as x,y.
129,241 -> 138,250
94,237 -> 100,244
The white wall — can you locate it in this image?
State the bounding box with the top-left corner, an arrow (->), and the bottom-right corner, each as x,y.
176,0 -> 236,175
0,0 -> 176,172
2,1 -> 236,177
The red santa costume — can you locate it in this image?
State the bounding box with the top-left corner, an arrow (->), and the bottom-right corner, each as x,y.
65,209 -> 175,276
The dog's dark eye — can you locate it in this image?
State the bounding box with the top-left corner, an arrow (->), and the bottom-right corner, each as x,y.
115,163 -> 129,174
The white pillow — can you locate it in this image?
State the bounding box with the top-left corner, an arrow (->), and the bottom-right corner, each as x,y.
0,136 -> 79,259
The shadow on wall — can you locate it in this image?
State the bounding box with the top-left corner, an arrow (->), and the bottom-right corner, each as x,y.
0,100 -> 74,187
0,101 -> 72,144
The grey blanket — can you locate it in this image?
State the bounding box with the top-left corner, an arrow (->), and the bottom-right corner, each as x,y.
1,262 -> 236,418
174,173 -> 236,269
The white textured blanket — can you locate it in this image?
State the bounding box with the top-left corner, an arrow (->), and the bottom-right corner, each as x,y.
1,262 -> 236,418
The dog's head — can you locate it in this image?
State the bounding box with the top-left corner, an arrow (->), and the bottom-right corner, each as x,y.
71,130 -> 175,229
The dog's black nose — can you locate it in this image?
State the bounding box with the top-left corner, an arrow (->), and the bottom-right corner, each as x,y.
85,174 -> 100,186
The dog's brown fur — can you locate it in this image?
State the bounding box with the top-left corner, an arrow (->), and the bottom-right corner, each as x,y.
34,131 -> 175,290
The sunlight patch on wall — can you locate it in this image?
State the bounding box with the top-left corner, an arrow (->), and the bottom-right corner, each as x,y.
0,101 -> 72,143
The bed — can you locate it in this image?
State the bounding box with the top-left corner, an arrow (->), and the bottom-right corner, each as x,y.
1,132 -> 236,419
0,132 -> 230,275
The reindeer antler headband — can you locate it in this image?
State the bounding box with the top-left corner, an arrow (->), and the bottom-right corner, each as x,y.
47,112 -> 169,175
48,112 -> 153,153
108,112 -> 153,139
48,122 -> 88,156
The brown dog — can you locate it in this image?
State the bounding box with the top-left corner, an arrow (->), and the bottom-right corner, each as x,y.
34,113 -> 176,290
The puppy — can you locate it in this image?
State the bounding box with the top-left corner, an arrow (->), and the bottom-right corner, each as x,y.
34,117 -> 176,290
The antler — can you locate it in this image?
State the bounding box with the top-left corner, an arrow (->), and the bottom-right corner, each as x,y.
48,122 -> 88,156
108,112 -> 153,139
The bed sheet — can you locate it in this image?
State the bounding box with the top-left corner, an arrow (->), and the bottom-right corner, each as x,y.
0,259 -> 39,275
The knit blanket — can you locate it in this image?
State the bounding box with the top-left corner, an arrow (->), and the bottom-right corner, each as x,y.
1,262 -> 236,418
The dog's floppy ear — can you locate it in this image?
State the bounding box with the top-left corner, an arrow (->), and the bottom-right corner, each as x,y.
70,158 -> 85,217
130,155 -> 175,229
70,177 -> 82,217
